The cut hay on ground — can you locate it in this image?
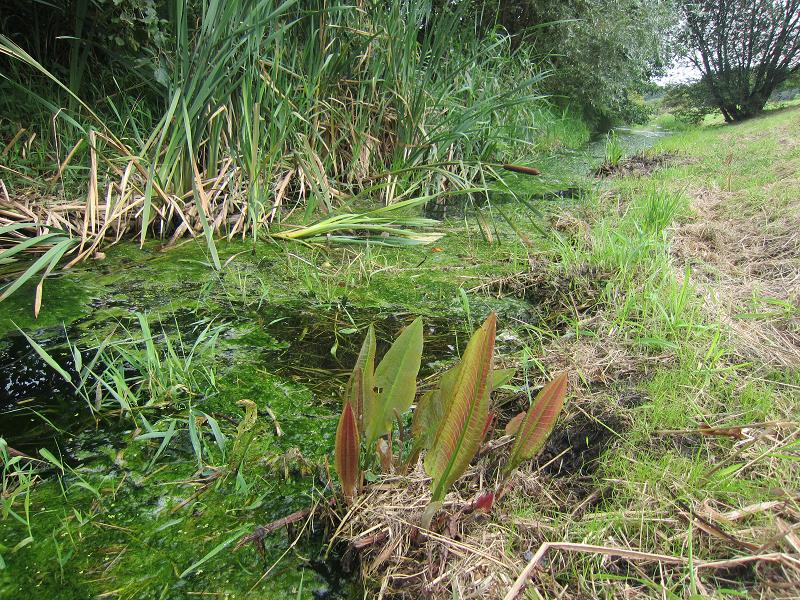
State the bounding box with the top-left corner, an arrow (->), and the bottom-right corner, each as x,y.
671,185 -> 800,368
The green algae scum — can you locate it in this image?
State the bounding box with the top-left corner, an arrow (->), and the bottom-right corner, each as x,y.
0,229 -> 524,597
0,227 -> 547,597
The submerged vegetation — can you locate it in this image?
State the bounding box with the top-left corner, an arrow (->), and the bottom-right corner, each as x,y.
1,1 -> 799,598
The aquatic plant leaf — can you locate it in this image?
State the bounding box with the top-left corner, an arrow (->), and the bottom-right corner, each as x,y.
425,313 -> 495,502
188,409 -> 203,469
236,400 -> 258,435
368,317 -> 423,446
410,364 -> 457,453
411,391 -> 434,446
504,372 -> 568,476
480,411 -> 495,440
405,390 -> 434,469
203,412 -> 227,459
0,236 -> 77,304
493,368 -> 516,389
419,359 -> 506,437
179,525 -> 250,579
346,325 -> 375,431
411,341 -> 509,468
504,411 -> 525,436
334,402 -> 360,501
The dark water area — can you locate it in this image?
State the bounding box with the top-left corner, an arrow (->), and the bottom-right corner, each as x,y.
0,327 -> 91,456
0,295 -> 474,483
252,303 -> 467,395
0,306 -> 227,456
543,123 -> 671,181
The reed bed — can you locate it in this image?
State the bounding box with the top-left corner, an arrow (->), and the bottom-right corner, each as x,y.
0,1 -> 557,304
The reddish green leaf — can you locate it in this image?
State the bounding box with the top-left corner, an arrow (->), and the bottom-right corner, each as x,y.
504,372 -> 568,476
481,411 -> 495,440
334,402 -> 360,501
346,325 -> 376,431
504,411 -> 525,436
473,491 -> 495,513
424,313 -> 496,502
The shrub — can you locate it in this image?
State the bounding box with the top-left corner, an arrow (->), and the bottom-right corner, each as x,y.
661,81 -> 718,125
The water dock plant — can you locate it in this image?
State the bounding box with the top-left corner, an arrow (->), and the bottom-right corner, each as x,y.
332,312 -> 569,533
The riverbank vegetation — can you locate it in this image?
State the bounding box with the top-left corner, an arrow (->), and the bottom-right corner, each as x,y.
0,0 -> 676,307
2,2 -> 799,599
1,102 -> 796,599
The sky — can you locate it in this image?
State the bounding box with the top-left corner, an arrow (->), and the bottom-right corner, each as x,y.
655,58 -> 701,86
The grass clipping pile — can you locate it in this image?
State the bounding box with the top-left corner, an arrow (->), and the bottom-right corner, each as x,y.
672,184 -> 800,368
595,151 -> 678,178
333,458 -> 522,597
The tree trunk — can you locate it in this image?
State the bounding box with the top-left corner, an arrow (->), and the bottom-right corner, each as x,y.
743,93 -> 768,118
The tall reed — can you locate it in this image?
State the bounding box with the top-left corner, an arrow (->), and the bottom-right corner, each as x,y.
0,1 -> 551,303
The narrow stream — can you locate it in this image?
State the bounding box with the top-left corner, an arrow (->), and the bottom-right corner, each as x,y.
0,122 -> 671,598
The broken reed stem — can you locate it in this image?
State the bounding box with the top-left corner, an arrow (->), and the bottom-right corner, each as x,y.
234,497 -> 337,551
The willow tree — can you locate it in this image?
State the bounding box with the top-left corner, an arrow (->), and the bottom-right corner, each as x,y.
680,0 -> 800,121
473,0 -> 675,126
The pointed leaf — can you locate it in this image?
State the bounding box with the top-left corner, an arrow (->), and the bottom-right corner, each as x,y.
425,313 -> 496,502
18,328 -> 72,383
334,402 -> 360,501
504,372 -> 569,476
504,411 -> 526,436
345,325 -> 375,431
368,317 -> 423,446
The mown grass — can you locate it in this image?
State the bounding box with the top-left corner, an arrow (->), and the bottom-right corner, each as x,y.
501,105 -> 799,598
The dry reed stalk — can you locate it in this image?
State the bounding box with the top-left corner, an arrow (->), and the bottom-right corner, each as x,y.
0,128 -> 26,158
48,138 -> 84,183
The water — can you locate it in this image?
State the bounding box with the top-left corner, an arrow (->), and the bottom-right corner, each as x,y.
540,123 -> 671,182
0,122 -> 671,598
0,327 -> 92,456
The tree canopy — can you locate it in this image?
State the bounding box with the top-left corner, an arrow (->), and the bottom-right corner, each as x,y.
679,0 -> 800,121
480,0 -> 674,126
